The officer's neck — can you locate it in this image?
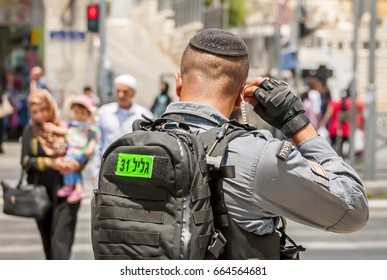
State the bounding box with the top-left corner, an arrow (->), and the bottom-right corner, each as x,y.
178,81 -> 237,118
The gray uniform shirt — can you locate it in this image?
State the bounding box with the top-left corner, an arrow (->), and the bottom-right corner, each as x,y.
163,102 -> 369,235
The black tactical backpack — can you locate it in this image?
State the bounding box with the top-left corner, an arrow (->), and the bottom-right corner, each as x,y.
91,115 -> 251,260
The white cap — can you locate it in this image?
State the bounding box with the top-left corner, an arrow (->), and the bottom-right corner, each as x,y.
114,74 -> 137,91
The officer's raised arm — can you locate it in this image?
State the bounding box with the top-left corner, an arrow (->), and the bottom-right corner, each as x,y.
243,78 -> 369,233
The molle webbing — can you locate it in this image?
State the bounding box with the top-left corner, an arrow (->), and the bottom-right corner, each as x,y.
99,229 -> 160,246
98,206 -> 165,224
190,185 -> 211,202
97,229 -> 212,250
193,208 -> 214,225
100,181 -> 167,201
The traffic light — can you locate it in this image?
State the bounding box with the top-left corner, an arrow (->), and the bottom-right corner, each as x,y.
87,4 -> 99,33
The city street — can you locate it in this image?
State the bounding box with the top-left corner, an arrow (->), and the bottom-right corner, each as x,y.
288,202 -> 387,260
0,141 -> 386,260
0,142 -> 94,260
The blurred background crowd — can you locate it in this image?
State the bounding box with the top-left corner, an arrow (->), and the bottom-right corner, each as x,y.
1,0 -> 387,174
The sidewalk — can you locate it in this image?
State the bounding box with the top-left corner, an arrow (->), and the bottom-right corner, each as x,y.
1,141 -> 387,198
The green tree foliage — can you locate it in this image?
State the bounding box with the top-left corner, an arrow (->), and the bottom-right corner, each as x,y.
204,0 -> 247,27
204,0 -> 213,6
225,0 -> 247,27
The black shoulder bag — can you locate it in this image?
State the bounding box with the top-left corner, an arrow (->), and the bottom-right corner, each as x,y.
1,165 -> 51,220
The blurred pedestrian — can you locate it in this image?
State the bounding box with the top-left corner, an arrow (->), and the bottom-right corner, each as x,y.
81,85 -> 100,107
29,66 -> 49,92
90,74 -> 153,179
150,80 -> 171,118
300,91 -> 318,129
320,83 -> 332,118
319,84 -> 365,157
21,89 -> 82,259
3,70 -> 24,140
0,90 -> 6,154
307,76 -> 323,127
44,95 -> 99,204
0,118 -> 3,154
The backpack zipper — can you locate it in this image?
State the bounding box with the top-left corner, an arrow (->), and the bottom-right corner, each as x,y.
175,135 -> 192,259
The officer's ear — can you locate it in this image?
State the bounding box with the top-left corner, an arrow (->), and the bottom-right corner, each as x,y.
234,91 -> 243,108
175,73 -> 182,98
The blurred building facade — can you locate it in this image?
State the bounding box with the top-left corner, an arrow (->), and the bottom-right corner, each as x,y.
0,0 -> 44,94
1,0 -> 387,110
131,0 -> 387,110
0,0 -> 90,107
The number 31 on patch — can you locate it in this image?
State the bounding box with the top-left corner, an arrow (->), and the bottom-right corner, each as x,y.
115,153 -> 154,178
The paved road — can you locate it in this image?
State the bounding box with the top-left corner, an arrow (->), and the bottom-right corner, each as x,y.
0,197 -> 94,260
1,142 -> 386,260
288,201 -> 387,260
0,142 -> 94,260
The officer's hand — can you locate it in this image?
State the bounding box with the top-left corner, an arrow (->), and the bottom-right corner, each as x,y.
244,77 -> 310,138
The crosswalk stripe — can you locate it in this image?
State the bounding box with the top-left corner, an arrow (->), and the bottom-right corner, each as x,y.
288,231 -> 387,238
1,241 -> 386,254
0,243 -> 93,253
0,232 -> 92,240
302,241 -> 387,250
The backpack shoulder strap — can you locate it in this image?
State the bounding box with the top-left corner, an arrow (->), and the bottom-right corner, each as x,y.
132,114 -> 191,132
198,121 -> 257,229
199,121 -> 259,177
277,217 -> 306,260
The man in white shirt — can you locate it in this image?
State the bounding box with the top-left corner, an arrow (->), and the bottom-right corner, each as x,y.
90,74 -> 153,178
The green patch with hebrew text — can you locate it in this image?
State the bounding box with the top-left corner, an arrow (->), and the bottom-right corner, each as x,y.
115,153 -> 153,178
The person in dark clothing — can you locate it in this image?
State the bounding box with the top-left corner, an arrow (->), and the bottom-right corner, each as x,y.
21,89 -> 82,259
0,89 -> 5,153
0,120 -> 3,154
150,81 -> 171,118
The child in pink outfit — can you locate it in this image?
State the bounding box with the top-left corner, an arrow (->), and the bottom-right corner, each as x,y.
45,95 -> 99,203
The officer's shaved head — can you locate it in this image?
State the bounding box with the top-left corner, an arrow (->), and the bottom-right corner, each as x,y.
181,45 -> 249,81
180,29 -> 249,97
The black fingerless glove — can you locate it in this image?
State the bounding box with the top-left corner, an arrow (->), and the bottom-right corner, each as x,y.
252,78 -> 310,138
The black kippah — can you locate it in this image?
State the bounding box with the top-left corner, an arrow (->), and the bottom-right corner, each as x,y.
189,28 -> 248,57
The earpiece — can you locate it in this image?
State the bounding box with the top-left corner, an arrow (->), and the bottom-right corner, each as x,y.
240,94 -> 248,124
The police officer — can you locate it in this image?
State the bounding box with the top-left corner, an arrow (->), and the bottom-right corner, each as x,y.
161,29 -> 369,259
